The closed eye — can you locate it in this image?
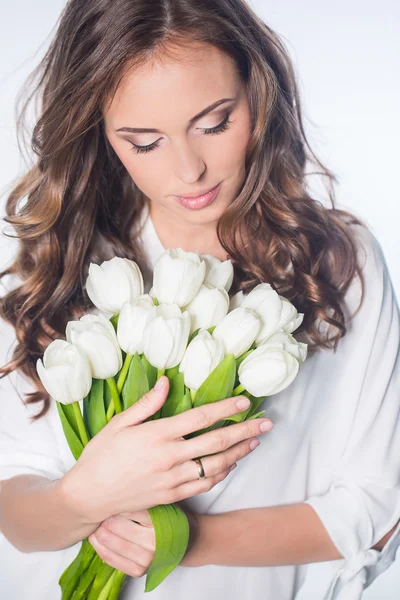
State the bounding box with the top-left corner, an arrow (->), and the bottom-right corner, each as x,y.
129,110 -> 233,155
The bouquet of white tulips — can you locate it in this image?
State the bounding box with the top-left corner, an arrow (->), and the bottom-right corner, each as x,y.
36,248 -> 307,599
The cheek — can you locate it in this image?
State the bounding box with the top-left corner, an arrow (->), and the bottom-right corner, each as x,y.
111,142 -> 168,196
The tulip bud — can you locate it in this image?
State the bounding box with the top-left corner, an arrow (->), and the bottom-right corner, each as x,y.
212,307 -> 260,358
86,257 -> 144,314
179,329 -> 225,390
152,248 -> 206,307
117,294 -> 155,354
239,283 -> 283,345
278,297 -> 304,334
66,313 -> 122,379
238,343 -> 300,397
261,330 -> 308,363
200,254 -> 234,292
36,340 -> 92,404
183,284 -> 229,334
142,303 -> 191,369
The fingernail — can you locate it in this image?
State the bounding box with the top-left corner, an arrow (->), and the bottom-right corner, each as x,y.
229,463 -> 237,472
155,377 -> 164,390
236,397 -> 250,410
250,439 -> 260,451
260,420 -> 273,432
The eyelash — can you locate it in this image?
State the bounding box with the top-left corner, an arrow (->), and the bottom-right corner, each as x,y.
129,111 -> 233,155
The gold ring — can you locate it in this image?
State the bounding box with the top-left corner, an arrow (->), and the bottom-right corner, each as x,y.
192,458 -> 205,479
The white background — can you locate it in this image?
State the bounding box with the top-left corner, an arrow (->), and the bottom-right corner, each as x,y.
0,1 -> 399,597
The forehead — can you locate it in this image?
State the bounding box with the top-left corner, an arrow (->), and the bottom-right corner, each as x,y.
103,42 -> 241,125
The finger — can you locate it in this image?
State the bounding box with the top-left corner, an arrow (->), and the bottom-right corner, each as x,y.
162,395 -> 254,439
120,510 -> 153,527
164,466 -> 233,505
91,526 -> 154,567
169,435 -> 261,486
110,376 -> 170,429
176,417 -> 273,463
103,516 -> 155,552
89,533 -> 150,577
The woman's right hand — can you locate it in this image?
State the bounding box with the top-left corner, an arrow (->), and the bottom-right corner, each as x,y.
61,375 -> 273,524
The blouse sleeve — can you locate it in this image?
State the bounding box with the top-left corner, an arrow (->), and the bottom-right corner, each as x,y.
301,224 -> 400,599
0,315 -> 68,483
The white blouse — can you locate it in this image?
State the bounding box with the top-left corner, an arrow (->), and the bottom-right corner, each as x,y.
1,207 -> 399,600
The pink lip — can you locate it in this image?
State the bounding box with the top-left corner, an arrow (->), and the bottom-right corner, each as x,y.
175,182 -> 222,210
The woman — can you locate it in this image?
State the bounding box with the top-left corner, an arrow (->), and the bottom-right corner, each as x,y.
0,0 -> 399,599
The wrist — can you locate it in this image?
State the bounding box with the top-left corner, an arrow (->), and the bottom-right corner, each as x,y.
180,511 -> 213,568
57,467 -> 102,528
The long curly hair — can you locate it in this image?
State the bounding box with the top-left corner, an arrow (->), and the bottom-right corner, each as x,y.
0,0 -> 366,419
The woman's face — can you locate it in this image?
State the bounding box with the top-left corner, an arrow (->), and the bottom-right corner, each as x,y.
103,41 -> 252,229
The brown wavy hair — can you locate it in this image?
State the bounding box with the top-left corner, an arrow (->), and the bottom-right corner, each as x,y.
0,0 -> 366,419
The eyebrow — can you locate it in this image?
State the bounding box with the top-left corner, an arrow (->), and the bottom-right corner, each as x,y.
116,97 -> 235,134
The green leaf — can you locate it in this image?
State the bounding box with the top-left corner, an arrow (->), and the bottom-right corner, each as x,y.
141,354 -> 157,389
248,410 -> 266,420
176,389 -> 192,416
56,402 -> 84,460
59,539 -> 96,600
104,375 -> 112,413
161,372 -> 187,417
193,354 -> 236,408
245,394 -> 267,420
145,503 -> 190,592
67,553 -> 103,600
87,562 -> 115,600
188,327 -> 201,343
85,378 -> 106,437
61,402 -> 81,441
122,352 -> 150,409
109,313 -> 119,332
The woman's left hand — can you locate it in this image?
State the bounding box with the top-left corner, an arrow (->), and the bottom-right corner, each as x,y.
88,510 -> 156,578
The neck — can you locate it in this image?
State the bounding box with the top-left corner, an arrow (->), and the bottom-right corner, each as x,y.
148,199 -> 230,261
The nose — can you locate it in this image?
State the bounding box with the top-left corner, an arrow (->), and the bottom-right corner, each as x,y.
171,138 -> 206,184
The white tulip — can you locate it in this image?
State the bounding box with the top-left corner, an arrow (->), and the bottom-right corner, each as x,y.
239,283 -> 283,345
261,330 -> 307,363
200,254 -> 234,292
86,257 -> 144,314
117,294 -> 155,355
179,329 -> 225,390
212,307 -> 260,358
152,248 -> 206,307
36,340 -> 92,404
66,313 -> 122,379
142,303 -> 191,369
229,290 -> 244,311
183,284 -> 230,334
238,344 -> 300,397
278,297 -> 304,334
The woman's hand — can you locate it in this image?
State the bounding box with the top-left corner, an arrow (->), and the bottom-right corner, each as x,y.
88,510 -> 156,578
88,505 -> 205,573
61,375 -> 273,525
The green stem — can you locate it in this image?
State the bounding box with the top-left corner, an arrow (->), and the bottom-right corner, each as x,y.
106,378 -> 122,414
72,401 -> 89,446
107,571 -> 126,600
232,383 -> 245,396
157,368 -> 165,379
116,353 -> 134,394
97,569 -> 118,600
190,389 -> 196,404
153,297 -> 159,306
106,400 -> 114,423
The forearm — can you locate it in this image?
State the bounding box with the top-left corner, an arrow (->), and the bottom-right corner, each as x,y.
187,503 -> 343,567
0,475 -> 100,553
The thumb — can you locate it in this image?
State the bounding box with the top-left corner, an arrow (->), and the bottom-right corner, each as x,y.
116,375 -> 170,427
